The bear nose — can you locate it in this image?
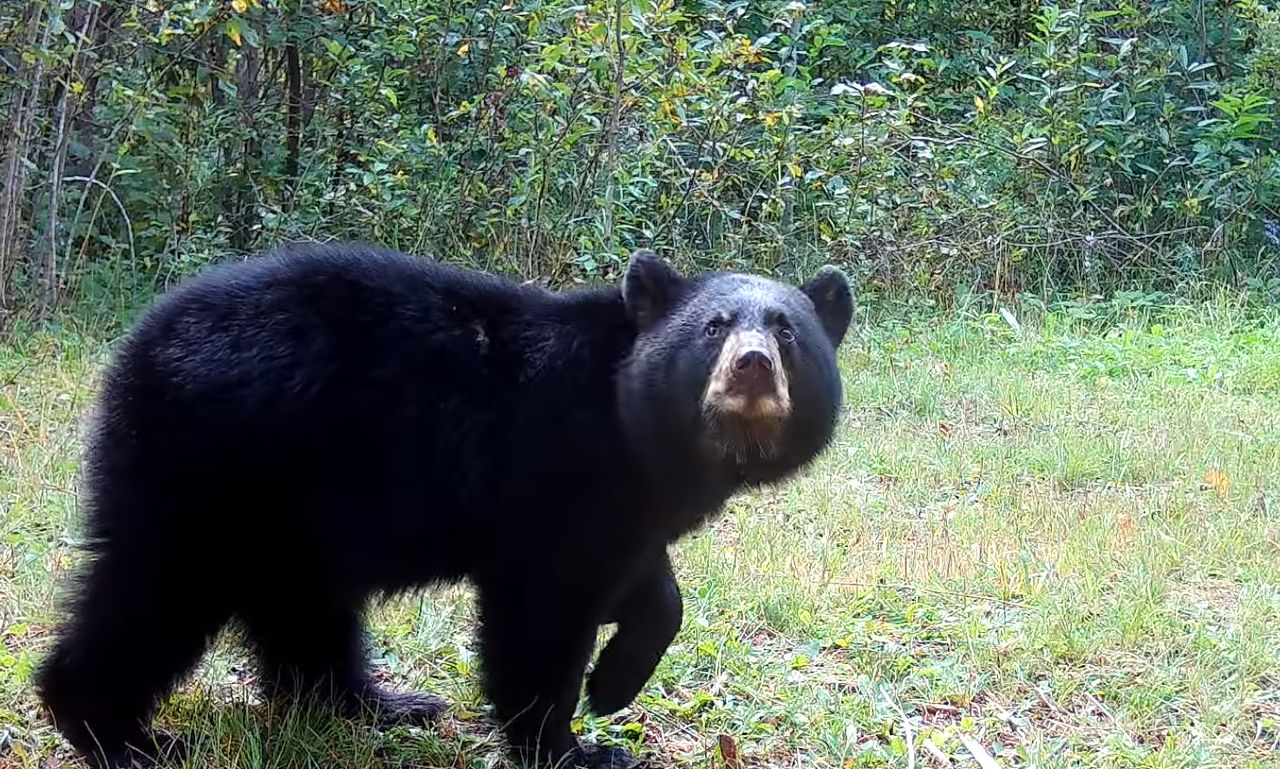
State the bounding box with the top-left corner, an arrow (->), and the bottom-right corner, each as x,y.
730,349 -> 775,397
734,349 -> 773,373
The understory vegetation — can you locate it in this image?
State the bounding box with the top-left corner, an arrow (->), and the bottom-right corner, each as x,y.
1,0 -> 1280,326
3,298 -> 1280,768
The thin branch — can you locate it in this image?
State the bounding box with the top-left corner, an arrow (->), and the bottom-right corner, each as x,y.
63,175 -> 136,269
899,115 -> 1159,258
602,0 -> 626,253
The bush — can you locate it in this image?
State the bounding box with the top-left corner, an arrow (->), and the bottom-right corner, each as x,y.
1,0 -> 1278,324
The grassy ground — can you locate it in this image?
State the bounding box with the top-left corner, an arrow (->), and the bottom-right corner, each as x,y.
2,296 -> 1279,769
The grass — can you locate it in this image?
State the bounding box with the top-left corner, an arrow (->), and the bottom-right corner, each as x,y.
2,295 -> 1279,769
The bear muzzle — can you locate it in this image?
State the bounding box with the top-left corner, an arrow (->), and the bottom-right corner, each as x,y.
702,329 -> 792,420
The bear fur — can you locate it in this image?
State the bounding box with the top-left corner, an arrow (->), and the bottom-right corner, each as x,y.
34,243 -> 853,769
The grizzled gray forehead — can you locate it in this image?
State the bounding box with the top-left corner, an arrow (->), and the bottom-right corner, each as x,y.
672,274 -> 814,325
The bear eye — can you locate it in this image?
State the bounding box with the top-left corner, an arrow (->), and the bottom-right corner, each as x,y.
779,326 -> 796,343
705,319 -> 722,338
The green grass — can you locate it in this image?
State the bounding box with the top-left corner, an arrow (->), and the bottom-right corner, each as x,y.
3,297 -> 1279,769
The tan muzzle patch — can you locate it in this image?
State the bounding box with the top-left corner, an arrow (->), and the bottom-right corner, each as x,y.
702,329 -> 792,419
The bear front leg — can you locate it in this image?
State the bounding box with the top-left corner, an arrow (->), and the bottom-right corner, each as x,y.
476,577 -> 632,769
587,549 -> 683,715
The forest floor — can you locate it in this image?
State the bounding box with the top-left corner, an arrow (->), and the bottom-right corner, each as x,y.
2,297 -> 1278,769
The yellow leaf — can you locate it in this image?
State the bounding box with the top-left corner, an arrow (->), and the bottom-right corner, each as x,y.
974,94 -> 985,114
227,25 -> 242,46
787,162 -> 803,178
457,41 -> 470,57
232,0 -> 248,12
1204,469 -> 1231,497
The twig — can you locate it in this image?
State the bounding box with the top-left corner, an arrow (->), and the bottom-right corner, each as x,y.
825,580 -> 1030,608
58,15 -> 217,298
957,733 -> 1002,769
41,1 -> 102,314
655,126 -> 711,249
601,0 -> 626,253
63,175 -> 136,269
898,116 -> 1158,258
527,70 -> 591,274
921,738 -> 952,767
0,3 -> 52,325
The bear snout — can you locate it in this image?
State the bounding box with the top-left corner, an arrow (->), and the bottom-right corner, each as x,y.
702,329 -> 791,420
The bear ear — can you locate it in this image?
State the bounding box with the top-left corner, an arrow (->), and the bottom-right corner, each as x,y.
801,266 -> 854,348
622,249 -> 686,330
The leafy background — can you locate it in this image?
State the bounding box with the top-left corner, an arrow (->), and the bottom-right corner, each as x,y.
2,0 -> 1279,328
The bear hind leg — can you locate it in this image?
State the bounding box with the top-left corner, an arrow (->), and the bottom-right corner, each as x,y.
35,554 -> 228,769
240,599 -> 446,727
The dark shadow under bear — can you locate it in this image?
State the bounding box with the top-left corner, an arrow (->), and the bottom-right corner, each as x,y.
34,244 -> 854,769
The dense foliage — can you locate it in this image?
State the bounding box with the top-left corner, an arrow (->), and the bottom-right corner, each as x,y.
2,0 -> 1279,325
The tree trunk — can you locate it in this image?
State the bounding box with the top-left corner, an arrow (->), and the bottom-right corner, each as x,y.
39,1 -> 102,315
0,3 -> 52,330
285,34 -> 303,209
233,40 -> 262,252
601,0 -> 626,255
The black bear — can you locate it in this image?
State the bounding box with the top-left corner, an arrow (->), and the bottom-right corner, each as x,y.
35,243 -> 853,769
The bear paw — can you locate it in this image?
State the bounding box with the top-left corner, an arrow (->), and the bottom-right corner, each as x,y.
361,687 -> 449,727
585,665 -> 640,716
566,744 -> 635,769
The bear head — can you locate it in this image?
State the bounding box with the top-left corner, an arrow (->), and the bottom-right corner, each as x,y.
617,249 -> 853,493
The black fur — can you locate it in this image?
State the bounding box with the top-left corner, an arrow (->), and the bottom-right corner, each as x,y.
34,243 -> 853,769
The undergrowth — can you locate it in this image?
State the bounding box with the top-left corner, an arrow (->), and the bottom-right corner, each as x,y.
2,294 -> 1278,768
